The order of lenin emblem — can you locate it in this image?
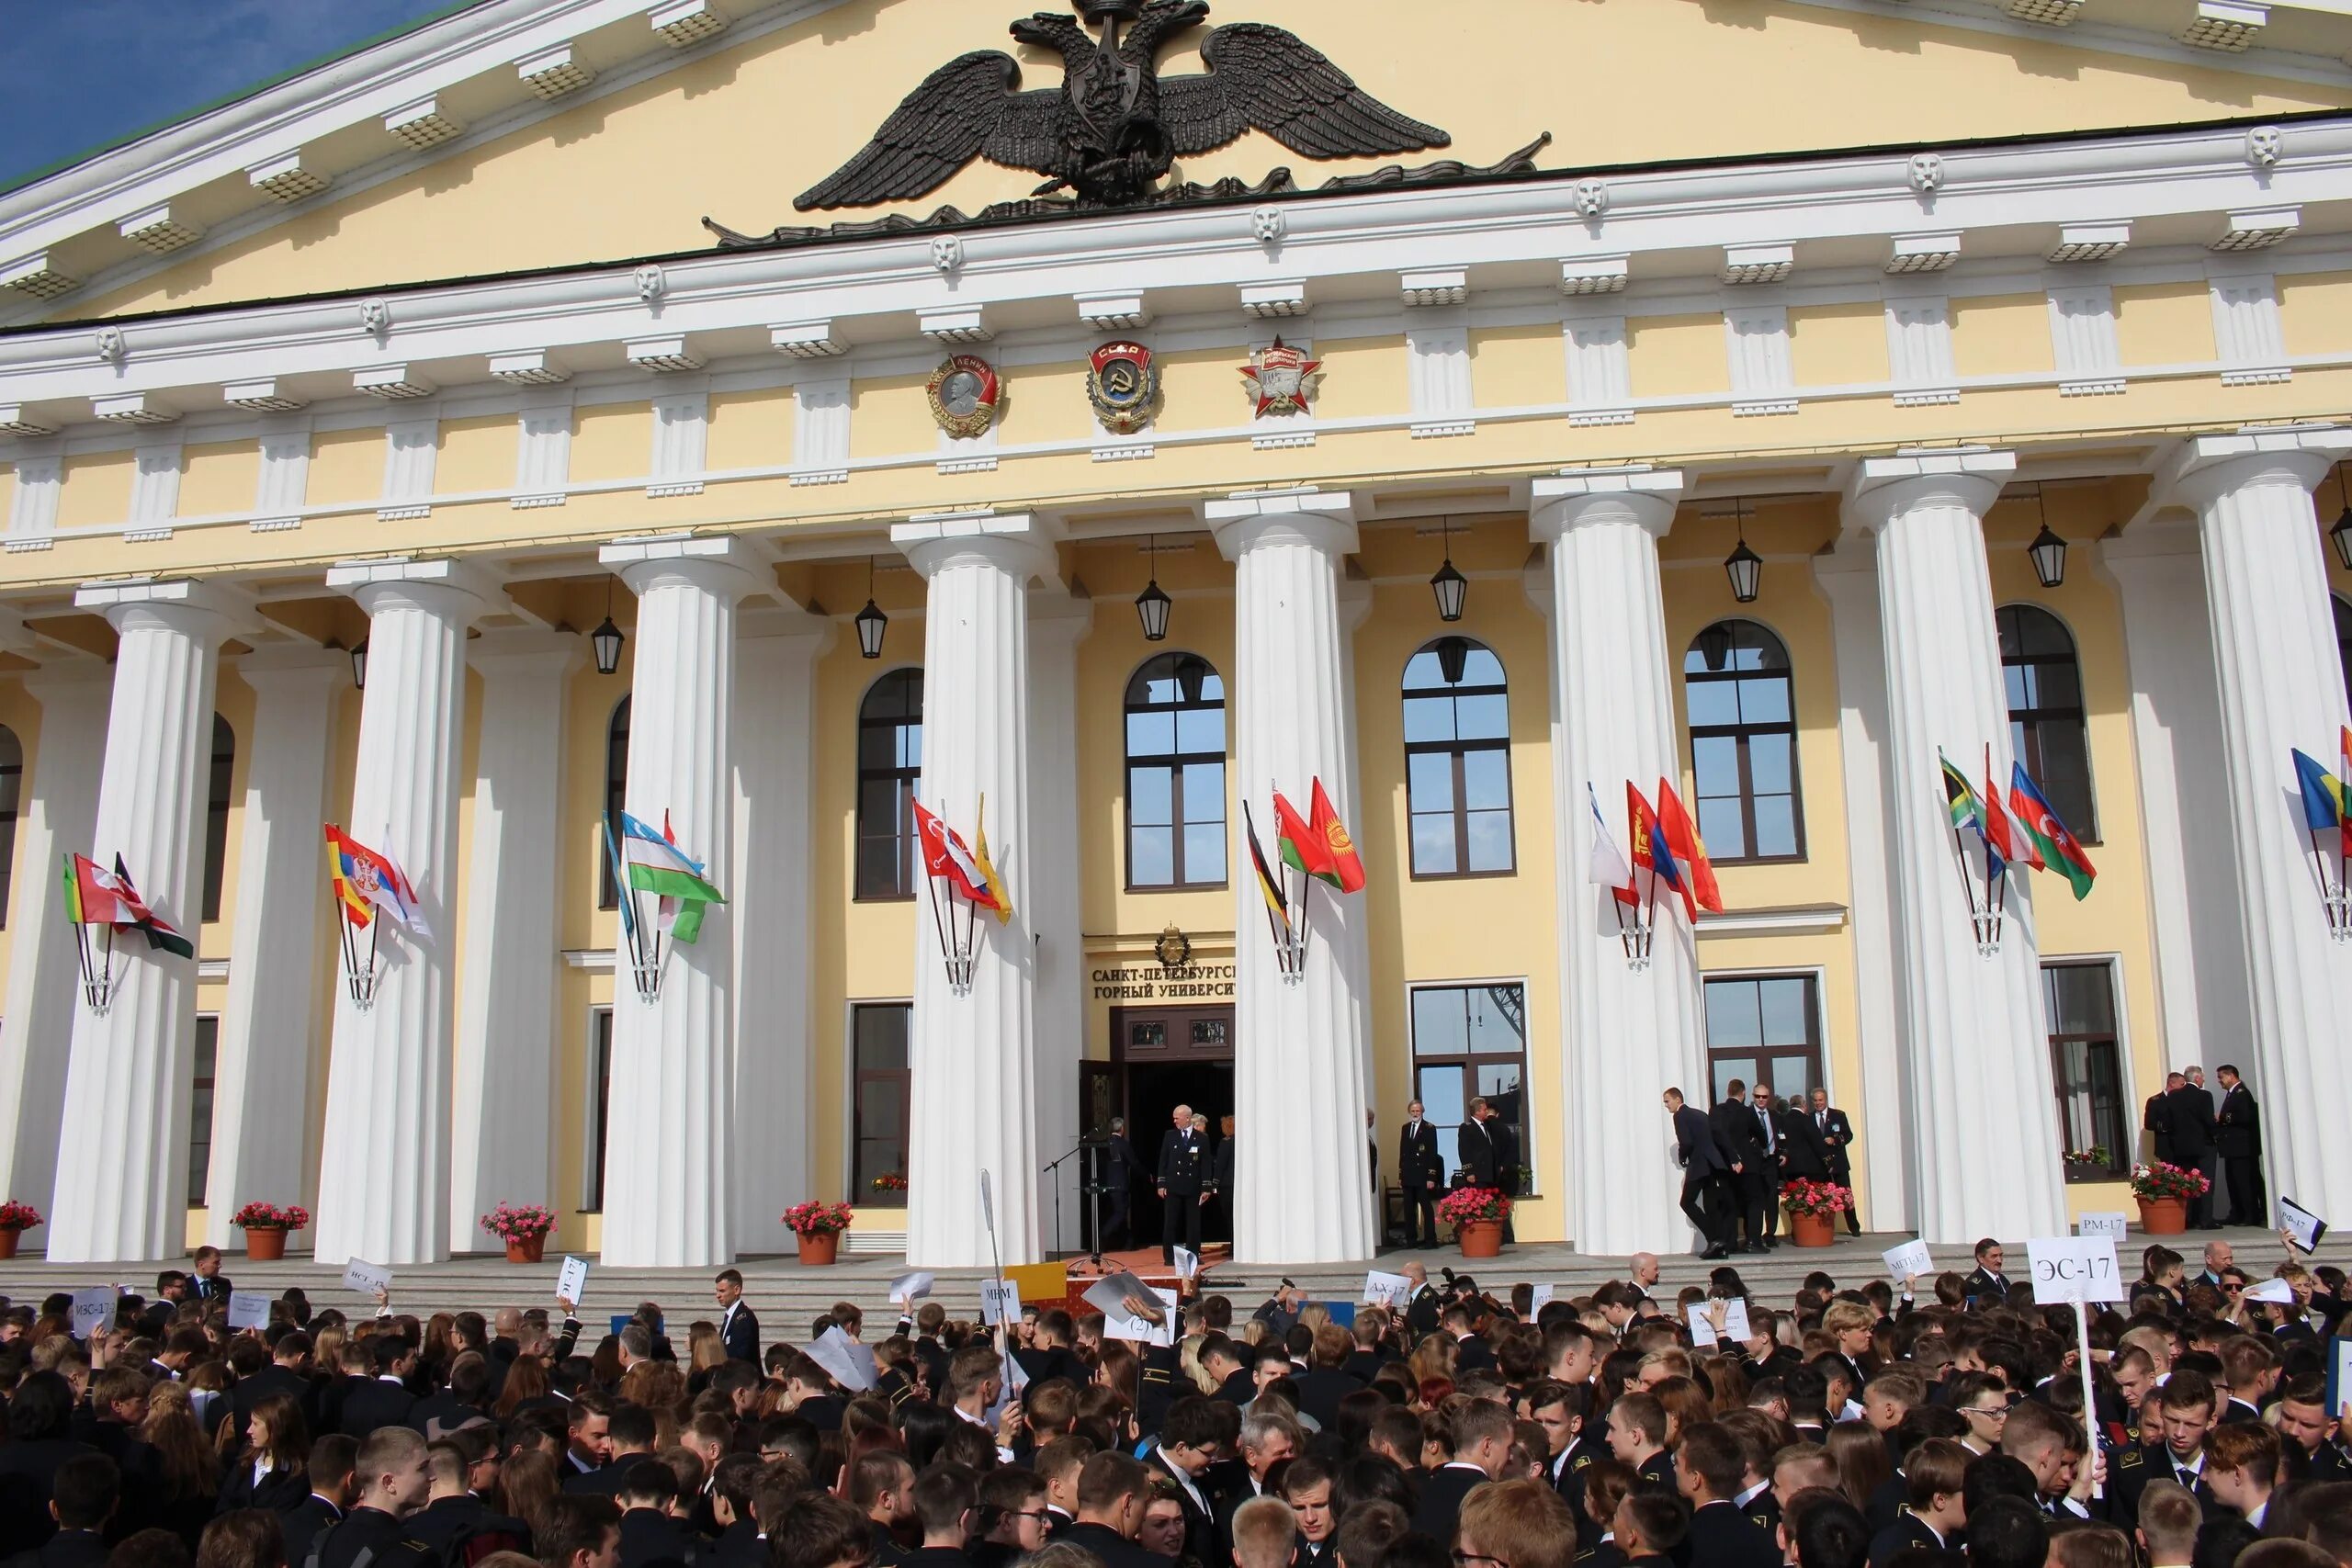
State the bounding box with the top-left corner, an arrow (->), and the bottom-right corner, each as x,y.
926,354 -> 1001,439
1240,336 -> 1322,417
1087,341 -> 1158,434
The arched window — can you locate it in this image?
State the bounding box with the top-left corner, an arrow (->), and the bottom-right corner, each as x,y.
1403,637 -> 1514,878
857,670 -> 924,901
0,726 -> 20,928
2335,595 -> 2352,714
1684,620 -> 1804,863
201,713 -> 233,923
1125,653 -> 1227,889
599,696 -> 630,909
1999,604 -> 2096,840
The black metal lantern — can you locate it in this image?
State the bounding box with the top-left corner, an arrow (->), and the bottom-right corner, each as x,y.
590,577 -> 624,675
2332,468 -> 2352,573
349,638 -> 368,692
2026,483 -> 2068,589
854,558 -> 888,660
1136,535 -> 1171,641
1724,502 -> 1761,604
1430,516 -> 1467,623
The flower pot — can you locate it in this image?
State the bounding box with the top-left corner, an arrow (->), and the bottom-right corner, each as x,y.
1789,1212 -> 1837,1248
796,1230 -> 841,1266
243,1227 -> 288,1261
0,1229 -> 19,1260
504,1235 -> 547,1264
2137,1197 -> 2188,1235
1456,1220 -> 1503,1258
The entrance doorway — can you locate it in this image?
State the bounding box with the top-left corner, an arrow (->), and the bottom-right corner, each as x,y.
1088,1003 -> 1235,1250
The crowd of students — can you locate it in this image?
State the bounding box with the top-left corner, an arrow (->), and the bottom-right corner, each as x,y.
0,1230 -> 2348,1568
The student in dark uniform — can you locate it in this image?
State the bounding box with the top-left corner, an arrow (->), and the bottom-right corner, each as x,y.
1863,1439 -> 1969,1565
1100,1118 -> 1137,1248
2213,1065 -> 2265,1227
1398,1101 -> 1444,1249
1155,1104 -> 1207,1264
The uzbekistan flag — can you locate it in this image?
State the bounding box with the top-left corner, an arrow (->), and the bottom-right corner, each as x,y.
1306,779 -> 1367,895
105,854 -> 195,961
618,811 -> 724,943
323,826 -> 429,938
910,800 -> 1005,919
1655,777 -> 1724,916
2009,762 -> 2097,900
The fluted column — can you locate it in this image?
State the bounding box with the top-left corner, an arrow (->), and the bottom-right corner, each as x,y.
1527,468 -> 1706,1258
897,511 -> 1051,1269
449,632 -> 582,1249
729,606 -> 831,1254
204,649 -> 345,1248
1206,488 -> 1375,1265
1843,449 -> 2064,1246
0,666 -> 111,1247
314,558 -> 497,1267
49,581 -> 247,1263
597,536 -> 759,1267
2158,426 -> 2352,1213
1028,589 -> 1092,1250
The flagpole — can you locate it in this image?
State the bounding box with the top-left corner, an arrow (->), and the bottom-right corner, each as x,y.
2306,823 -> 2344,939
1947,822 -> 1981,952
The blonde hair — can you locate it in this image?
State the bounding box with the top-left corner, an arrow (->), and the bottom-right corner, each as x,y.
1231,1496 -> 1300,1568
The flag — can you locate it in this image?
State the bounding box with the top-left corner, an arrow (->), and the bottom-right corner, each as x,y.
910,800 -> 1006,918
2010,763 -> 2098,901
1586,784 -> 1633,893
1241,799 -> 1294,943
107,855 -> 195,961
1306,779 -> 1367,894
618,811 -> 725,943
1273,789 -> 1337,886
1940,750 -> 1983,836
1981,749 -> 2027,873
62,853 -> 123,927
1655,778 -> 1724,915
324,826 -> 430,938
2291,749 -> 2344,835
970,795 -> 1012,926
600,816 -> 638,946
2338,727 -> 2352,857
1627,782 -> 1688,912
322,827 -> 373,929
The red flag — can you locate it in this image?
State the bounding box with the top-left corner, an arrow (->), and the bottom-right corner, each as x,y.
1273,789 -> 1337,883
911,799 -> 1004,914
1654,779 -> 1723,916
1306,779 -> 1367,894
1984,746 -> 2033,870
1626,782 -> 1689,911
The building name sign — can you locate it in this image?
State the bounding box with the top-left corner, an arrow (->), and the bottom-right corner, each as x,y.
1091,964 -> 1237,1001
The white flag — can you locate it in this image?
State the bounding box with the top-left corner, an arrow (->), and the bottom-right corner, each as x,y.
1588,784 -> 1633,888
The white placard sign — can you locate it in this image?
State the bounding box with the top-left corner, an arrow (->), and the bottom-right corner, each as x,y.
888,1271 -> 935,1305
2279,1197 -> 2327,1255
1686,1299 -> 1752,1347
556,1255 -> 590,1304
807,1325 -> 878,1390
1096,1286 -> 1179,1346
1529,1283 -> 1557,1314
2027,1235 -> 2123,1303
2076,1212 -> 2129,1242
1172,1247 -> 1200,1281
226,1291 -> 272,1331
69,1287 -> 115,1340
1883,1240 -> 1934,1281
342,1259 -> 392,1297
1363,1270 -> 1414,1310
979,1278 -> 1021,1327
2245,1278 -> 2298,1304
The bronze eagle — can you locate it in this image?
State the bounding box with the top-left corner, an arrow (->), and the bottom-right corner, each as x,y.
796,0 -> 1450,211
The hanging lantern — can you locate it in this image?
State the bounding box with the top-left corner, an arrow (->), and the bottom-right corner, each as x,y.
1430,516 -> 1467,623
349,638 -> 369,692
590,615 -> 625,676
855,557 -> 888,660
1136,536 -> 1171,641
1724,502 -> 1761,604
2027,483 -> 2068,589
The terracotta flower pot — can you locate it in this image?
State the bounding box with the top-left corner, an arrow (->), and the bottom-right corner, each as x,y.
1455,1220 -> 1503,1258
1789,1212 -> 1837,1248
243,1227 -> 288,1261
797,1230 -> 842,1266
505,1235 -> 547,1264
2137,1197 -> 2188,1235
0,1228 -> 19,1260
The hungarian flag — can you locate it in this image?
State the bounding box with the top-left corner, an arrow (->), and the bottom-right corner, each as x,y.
1273,789 -> 1335,884
1654,777 -> 1723,915
1627,783 -> 1688,911
2009,763 -> 2097,900
618,811 -> 725,943
912,800 -> 1007,920
1306,780 -> 1367,894
106,855 -> 195,961
1240,800 -> 1292,942
62,853 -> 125,927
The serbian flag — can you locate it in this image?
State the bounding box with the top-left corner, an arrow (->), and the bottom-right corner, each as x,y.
1627,783 -> 1689,912
1655,777 -> 1723,915
618,811 -> 723,943
1273,788 -> 1337,885
2010,763 -> 2097,900
325,826 -> 430,939
912,800 -> 1007,919
62,853 -> 125,927
106,855 -> 195,960
322,827 -> 373,929
1306,779 -> 1367,894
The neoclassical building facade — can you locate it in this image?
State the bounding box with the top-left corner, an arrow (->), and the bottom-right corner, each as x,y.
0,0 -> 2349,1268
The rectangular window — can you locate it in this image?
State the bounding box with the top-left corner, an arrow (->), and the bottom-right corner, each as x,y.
853,1003 -> 913,1205
585,1007 -> 612,1211
1702,974 -> 1822,1103
2044,961 -> 2127,1179
1408,983 -> 1531,1193
188,1015 -> 219,1206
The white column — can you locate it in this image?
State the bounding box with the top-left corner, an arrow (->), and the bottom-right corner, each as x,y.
49,581 -> 246,1263
1028,589 -> 1092,1253
0,666 -> 110,1246
1206,488 -> 1375,1266
898,511 -> 1051,1269
2158,426 -> 2352,1212
313,558 -> 496,1267
729,606 -> 830,1255
2100,522 -> 2251,1077
597,536 -> 758,1268
1813,542 -> 1914,1231
1842,449 -> 2065,1246
1527,468 -> 1707,1258
204,649 -> 345,1248
449,632 -> 582,1250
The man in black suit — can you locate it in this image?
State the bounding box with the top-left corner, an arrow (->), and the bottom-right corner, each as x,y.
1676,1424 -> 1779,1568
1665,1088 -> 1736,1260
1212,1114 -> 1237,1243
1709,1081 -> 1762,1253
1774,1098 -> 1833,1184
2145,1072 -> 2183,1166
1864,1439 -> 1970,1564
4,1453 -> 113,1568
1143,1400 -> 1222,1566
188,1246 -> 233,1305
339,1337 -> 420,1438
715,1269 -> 759,1363
2168,1068 -> 2222,1229
1747,1085 -> 1789,1247
1411,1400 -> 1511,1543
1155,1104 -> 1207,1265
1962,1238 -> 2010,1304
281,1437 -> 359,1568
1059,1453 -> 1171,1568
1099,1118 -> 1136,1248
1398,1101 -> 1443,1249
2213,1064 -> 2265,1227
312,1426 -> 435,1568
1459,1097 -> 1518,1245
1807,1089 -> 1862,1235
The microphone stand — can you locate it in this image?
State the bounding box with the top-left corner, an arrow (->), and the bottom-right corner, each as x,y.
1043,1136 -> 1112,1274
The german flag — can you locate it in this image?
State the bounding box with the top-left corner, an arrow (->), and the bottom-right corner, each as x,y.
1242,799 -> 1292,944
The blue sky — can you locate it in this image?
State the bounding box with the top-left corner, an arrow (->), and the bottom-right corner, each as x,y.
0,0 -> 466,189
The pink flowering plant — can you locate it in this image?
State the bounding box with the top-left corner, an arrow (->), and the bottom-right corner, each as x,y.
0,1201 -> 40,1231
231,1201 -> 311,1232
783,1201 -> 854,1237
1436,1187 -> 1511,1228
479,1202 -> 557,1243
1781,1179 -> 1854,1218
2130,1162 -> 2211,1201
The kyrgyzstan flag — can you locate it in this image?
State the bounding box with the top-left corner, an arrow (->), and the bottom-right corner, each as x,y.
1306,779 -> 1367,894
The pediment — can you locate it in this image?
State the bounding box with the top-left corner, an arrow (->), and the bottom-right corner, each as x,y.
6,0 -> 2352,321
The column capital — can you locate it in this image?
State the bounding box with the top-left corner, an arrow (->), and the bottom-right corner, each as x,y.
19,660 -> 112,706
74,577 -> 256,644
738,604 -> 836,651
1529,465 -> 1685,542
1840,447 -> 2016,534
2155,423 -> 2352,513
1203,487 -> 1359,561
326,557 -> 503,625
890,509 -> 1059,582
465,627 -> 589,680
231,644 -> 351,694
599,533 -> 767,602
1027,585 -> 1095,652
